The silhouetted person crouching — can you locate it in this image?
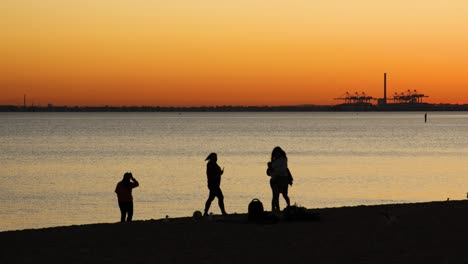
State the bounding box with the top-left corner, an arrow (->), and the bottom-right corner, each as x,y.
204,153 -> 227,216
267,146 -> 292,212
115,172 -> 139,222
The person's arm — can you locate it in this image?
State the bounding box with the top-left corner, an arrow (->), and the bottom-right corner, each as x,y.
132,177 -> 139,188
213,163 -> 223,176
287,168 -> 293,186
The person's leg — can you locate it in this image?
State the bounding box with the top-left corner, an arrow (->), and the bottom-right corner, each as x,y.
282,194 -> 290,207
282,185 -> 291,207
271,186 -> 280,212
204,189 -> 216,215
270,179 -> 278,212
118,202 -> 126,222
127,202 -> 134,221
274,195 -> 280,212
282,193 -> 290,207
216,188 -> 227,215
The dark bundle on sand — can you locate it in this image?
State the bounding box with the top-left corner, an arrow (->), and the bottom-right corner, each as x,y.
247,198 -> 319,224
283,205 -> 320,221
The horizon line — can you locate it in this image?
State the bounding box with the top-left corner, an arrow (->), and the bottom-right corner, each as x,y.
1,102 -> 468,108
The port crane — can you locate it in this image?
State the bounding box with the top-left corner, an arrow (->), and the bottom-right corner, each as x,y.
334,91 -> 373,104
390,89 -> 428,104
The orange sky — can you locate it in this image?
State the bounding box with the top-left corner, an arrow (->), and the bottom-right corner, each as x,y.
2,0 -> 468,106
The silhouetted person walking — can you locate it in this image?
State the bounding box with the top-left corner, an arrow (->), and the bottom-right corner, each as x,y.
204,153 -> 227,216
267,146 -> 292,212
115,172 -> 139,222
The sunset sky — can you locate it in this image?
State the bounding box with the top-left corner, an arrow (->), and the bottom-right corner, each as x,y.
2,0 -> 468,106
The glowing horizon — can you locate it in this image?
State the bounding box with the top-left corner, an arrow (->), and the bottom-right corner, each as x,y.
2,1 -> 468,106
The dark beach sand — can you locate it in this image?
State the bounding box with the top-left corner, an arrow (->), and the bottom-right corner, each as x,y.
1,200 -> 468,264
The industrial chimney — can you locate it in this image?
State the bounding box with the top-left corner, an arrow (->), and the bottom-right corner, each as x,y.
383,73 -> 387,105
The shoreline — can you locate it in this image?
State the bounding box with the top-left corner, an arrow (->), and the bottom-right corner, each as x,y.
0,200 -> 450,233
2,104 -> 468,112
2,200 -> 468,263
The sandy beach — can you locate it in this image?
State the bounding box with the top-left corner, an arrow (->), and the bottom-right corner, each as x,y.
1,200 -> 468,264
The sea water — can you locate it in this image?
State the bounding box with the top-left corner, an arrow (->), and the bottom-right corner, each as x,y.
1,112 -> 467,231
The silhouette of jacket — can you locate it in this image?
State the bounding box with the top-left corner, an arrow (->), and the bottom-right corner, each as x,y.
115,181 -> 139,202
267,157 -> 289,185
206,161 -> 223,189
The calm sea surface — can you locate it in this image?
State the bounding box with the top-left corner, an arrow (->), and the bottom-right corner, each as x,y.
1,112 -> 468,231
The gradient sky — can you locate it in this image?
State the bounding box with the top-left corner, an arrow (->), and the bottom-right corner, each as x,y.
2,0 -> 468,106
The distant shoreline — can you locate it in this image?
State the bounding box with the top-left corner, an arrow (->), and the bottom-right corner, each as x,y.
1,103 -> 468,112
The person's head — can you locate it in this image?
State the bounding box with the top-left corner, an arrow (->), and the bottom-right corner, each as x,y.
205,152 -> 217,162
271,146 -> 287,161
123,172 -> 133,183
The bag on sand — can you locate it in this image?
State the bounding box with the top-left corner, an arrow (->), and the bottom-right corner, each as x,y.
283,205 -> 320,221
248,199 -> 264,221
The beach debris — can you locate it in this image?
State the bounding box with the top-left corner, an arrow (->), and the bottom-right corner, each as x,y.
193,210 -> 202,220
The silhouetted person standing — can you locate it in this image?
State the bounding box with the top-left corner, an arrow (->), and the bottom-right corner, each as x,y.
115,172 -> 139,222
204,153 -> 227,216
267,146 -> 292,212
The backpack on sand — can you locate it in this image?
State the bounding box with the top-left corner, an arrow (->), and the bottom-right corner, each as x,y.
248,199 -> 264,221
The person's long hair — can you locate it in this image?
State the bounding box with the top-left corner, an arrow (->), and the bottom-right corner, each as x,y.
271,146 -> 287,161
